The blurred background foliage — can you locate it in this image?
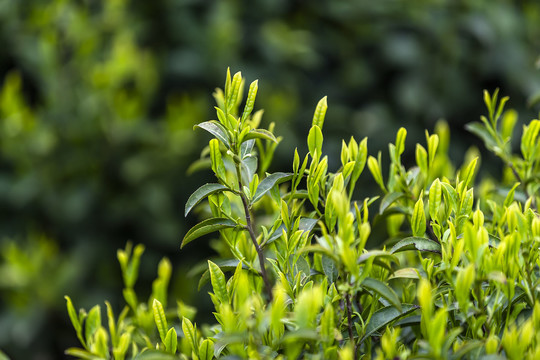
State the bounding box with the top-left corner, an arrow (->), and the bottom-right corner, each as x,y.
0,0 -> 539,358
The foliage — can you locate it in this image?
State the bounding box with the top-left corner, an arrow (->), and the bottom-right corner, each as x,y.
63,70 -> 540,359
1,0 -> 540,358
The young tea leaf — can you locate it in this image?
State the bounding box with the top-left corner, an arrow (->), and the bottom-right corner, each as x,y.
411,197 -> 426,237
208,260 -> 230,304
153,299 -> 168,342
312,96 -> 328,129
308,125 -> 323,159
198,339 -> 215,360
164,327 -> 178,354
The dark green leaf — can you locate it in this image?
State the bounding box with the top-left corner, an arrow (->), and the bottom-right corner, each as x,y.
379,192 -> 405,214
181,218 -> 237,248
322,255 -> 338,283
362,277 -> 402,311
194,121 -> 230,148
252,172 -> 293,203
390,237 -> 441,254
185,183 -> 232,217
361,304 -> 419,342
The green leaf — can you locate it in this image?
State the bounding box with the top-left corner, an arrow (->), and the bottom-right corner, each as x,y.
85,305 -> 101,344
312,96 -> 328,129
197,259 -> 246,290
153,299 -> 167,342
194,121 -> 230,148
416,144 -> 428,175
379,192 -> 405,214
241,80 -> 258,122
307,125 -> 323,158
198,339 -> 215,360
181,317 -> 197,352
357,250 -> 398,266
105,301 -> 117,347
181,218 -> 237,248
429,179 -> 442,222
209,138 -> 227,181
460,157 -> 478,188
164,328 -> 178,354
394,127 -> 407,160
361,304 -> 419,342
227,71 -> 243,112
504,182 -> 521,207
208,260 -> 229,304
390,237 -> 441,254
441,182 -> 459,211
252,172 -> 293,203
466,122 -> 498,151
322,255 -> 338,283
361,277 -> 402,311
65,348 -> 103,360
350,137 -> 368,184
411,197 -> 426,237
367,153 -> 386,192
243,128 -> 278,143
133,350 -> 179,360
389,268 -> 419,280
426,132 -> 439,168
93,328 -> 109,358
65,296 -> 82,336
521,119 -> 540,161
185,183 -> 232,217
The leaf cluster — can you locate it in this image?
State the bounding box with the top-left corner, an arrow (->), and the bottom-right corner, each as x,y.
64,71 -> 540,360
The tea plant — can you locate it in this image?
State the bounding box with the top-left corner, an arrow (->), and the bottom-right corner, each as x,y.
62,70 -> 540,359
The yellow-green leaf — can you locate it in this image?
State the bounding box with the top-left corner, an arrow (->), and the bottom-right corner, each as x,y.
153,299 -> 167,342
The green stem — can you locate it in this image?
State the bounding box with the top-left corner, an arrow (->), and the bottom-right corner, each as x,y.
235,163 -> 273,301
345,292 -> 357,360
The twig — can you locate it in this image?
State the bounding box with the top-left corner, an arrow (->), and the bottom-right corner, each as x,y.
345,292 -> 357,360
236,164 -> 273,301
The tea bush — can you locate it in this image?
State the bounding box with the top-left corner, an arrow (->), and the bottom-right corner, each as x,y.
62,70 -> 540,359
2,1 -> 540,358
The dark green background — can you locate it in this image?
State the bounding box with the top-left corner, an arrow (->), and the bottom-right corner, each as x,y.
0,0 -> 539,358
